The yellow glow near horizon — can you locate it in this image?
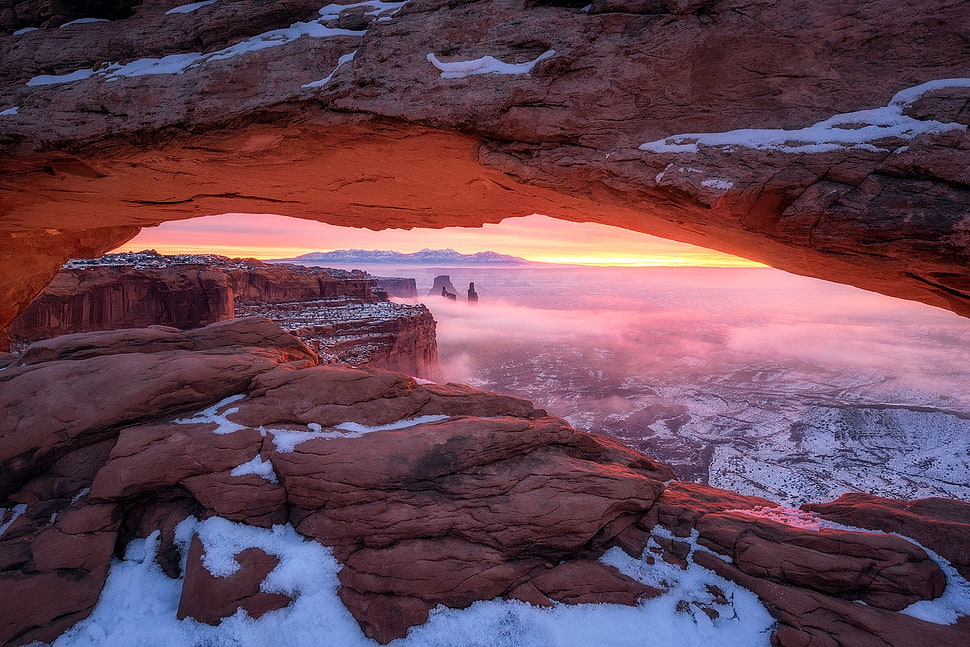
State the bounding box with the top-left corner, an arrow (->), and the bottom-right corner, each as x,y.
112,213 -> 766,268
529,255 -> 765,268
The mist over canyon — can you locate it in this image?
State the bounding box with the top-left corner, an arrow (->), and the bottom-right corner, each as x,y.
3,0 -> 970,644
328,263 -> 970,506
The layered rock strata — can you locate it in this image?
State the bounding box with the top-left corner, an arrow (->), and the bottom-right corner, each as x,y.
1,0 -> 968,341
7,261 -> 234,342
0,318 -> 968,646
237,299 -> 438,377
376,277 -> 418,299
8,251 -> 438,376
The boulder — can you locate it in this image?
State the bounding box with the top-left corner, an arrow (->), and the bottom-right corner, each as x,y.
0,501 -> 119,647
177,535 -> 293,624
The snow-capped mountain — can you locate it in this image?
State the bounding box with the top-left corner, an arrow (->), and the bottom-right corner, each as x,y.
275,248 -> 530,265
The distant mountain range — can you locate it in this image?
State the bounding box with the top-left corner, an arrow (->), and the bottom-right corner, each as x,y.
273,248 -> 531,265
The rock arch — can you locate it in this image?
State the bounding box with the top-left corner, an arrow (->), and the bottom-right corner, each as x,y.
1,0 -> 968,348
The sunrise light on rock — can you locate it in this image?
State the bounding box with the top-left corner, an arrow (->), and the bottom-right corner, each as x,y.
2,1 -> 969,646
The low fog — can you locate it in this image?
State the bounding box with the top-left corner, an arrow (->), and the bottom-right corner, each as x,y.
393,266 -> 970,505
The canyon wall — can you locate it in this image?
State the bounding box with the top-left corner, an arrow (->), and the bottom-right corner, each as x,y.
377,277 -> 419,299
0,0 -> 968,345
236,300 -> 439,378
224,262 -> 377,304
8,253 -> 439,377
7,263 -> 233,344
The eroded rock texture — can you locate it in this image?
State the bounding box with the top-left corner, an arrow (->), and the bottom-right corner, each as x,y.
1,318 -> 969,646
1,0 -> 968,347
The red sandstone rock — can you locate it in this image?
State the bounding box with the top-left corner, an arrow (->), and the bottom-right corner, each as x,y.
182,472 -> 288,529
695,551 -> 970,647
804,493 -> 970,580
224,261 -> 377,304
177,535 -> 292,624
17,315 -> 316,365
527,559 -> 662,605
694,511 -> 945,610
90,422 -> 266,501
9,253 -> 436,376
642,482 -> 970,646
0,317 -> 315,498
643,481 -> 779,537
7,263 -> 234,344
0,501 -> 119,647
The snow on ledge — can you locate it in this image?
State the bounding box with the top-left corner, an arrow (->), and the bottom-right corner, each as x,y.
230,455 -> 279,483
302,50 -> 356,88
640,78 -> 970,155
700,178 -> 734,191
28,68 -> 98,86
165,0 -> 218,14
12,27 -> 39,35
25,6 -> 372,86
173,394 -> 247,435
270,415 -> 449,452
59,18 -> 109,28
0,504 -> 27,538
427,50 -> 555,79
0,107 -> 19,116
319,0 -> 407,19
335,414 -> 448,434
901,542 -> 970,625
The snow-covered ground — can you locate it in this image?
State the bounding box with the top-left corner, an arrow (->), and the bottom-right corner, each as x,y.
51,516 -> 776,647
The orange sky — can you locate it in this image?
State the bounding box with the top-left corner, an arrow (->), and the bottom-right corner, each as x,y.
113,213 -> 764,267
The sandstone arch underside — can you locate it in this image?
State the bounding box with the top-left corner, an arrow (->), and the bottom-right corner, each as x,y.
1,0 -> 968,347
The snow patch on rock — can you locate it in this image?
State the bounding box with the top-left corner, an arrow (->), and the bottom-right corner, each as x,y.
427,50 -> 555,79
302,50 -> 357,88
165,0 -> 218,15
51,515 -> 777,647
640,78 -> 970,154
59,18 -> 109,28
230,456 -> 279,483
901,543 -> 970,625
0,504 -> 27,538
700,178 -> 735,191
334,414 -> 449,434
319,1 -> 407,19
268,415 -> 450,452
173,394 -> 247,435
25,1 -> 392,86
27,68 -> 98,86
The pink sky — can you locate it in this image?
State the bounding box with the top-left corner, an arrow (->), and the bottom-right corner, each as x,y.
114,213 -> 763,267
